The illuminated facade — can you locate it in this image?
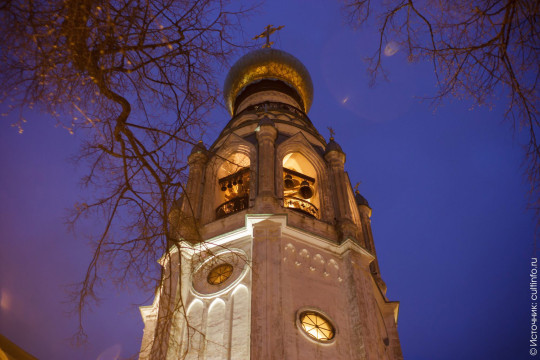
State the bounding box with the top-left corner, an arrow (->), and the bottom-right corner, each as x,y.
139,48 -> 403,360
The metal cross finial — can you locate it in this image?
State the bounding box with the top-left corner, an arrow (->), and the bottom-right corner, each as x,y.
253,25 -> 284,48
354,182 -> 362,193
327,126 -> 335,140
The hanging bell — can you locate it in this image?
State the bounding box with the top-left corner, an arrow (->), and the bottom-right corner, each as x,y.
299,180 -> 314,199
221,184 -> 227,191
284,174 -> 295,189
238,178 -> 243,185
227,182 -> 232,189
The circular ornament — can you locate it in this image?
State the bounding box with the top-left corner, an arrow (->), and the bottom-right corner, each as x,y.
191,249 -> 248,296
298,310 -> 335,342
207,263 -> 234,285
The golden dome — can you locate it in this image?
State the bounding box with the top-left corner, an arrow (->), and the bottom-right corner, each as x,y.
224,48 -> 313,115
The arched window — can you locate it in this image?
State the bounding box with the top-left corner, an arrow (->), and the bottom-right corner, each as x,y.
282,153 -> 320,218
215,153 -> 250,219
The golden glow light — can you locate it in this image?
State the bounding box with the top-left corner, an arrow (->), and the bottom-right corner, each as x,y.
207,263 -> 234,285
224,48 -> 313,115
299,311 -> 335,341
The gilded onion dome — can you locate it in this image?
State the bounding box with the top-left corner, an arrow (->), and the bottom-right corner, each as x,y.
224,48 -> 314,115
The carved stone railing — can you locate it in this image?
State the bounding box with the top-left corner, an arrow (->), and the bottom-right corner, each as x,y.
216,195 -> 249,219
284,196 -> 319,218
247,101 -> 310,122
212,101 -> 326,149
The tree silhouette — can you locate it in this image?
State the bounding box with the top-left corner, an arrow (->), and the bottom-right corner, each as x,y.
0,0 -> 251,354
344,0 -> 539,218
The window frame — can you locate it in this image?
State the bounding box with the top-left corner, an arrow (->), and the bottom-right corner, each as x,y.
295,307 -> 338,345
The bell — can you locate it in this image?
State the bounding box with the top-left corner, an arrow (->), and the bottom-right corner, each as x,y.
227,182 -> 232,189
238,178 -> 243,185
221,184 -> 227,191
299,181 -> 314,199
284,174 -> 295,189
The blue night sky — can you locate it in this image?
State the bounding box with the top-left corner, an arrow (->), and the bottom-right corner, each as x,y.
0,1 -> 536,359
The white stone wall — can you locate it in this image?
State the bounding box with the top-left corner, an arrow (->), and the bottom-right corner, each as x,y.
247,215 -> 400,360
165,238 -> 252,360
140,214 -> 402,360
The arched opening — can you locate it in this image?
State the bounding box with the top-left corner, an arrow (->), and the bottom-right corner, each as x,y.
282,153 -> 320,218
215,153 -> 250,219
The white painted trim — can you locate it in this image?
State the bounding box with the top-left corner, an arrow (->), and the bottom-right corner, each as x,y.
190,248 -> 251,299
178,213 -> 374,264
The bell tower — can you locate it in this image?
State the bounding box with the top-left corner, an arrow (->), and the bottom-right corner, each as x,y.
139,46 -> 403,360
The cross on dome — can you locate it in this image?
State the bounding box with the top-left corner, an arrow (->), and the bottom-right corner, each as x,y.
253,24 -> 285,48
327,126 -> 335,141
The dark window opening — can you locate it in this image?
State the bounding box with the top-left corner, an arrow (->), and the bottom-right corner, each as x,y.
283,167 -> 318,218
216,168 -> 250,219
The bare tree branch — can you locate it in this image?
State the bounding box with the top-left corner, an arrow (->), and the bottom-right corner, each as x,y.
343,0 -> 540,222
0,0 -> 253,355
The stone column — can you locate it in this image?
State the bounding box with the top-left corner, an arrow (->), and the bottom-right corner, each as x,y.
324,143 -> 357,242
356,197 -> 387,296
255,117 -> 278,212
149,251 -> 181,358
250,219 -> 284,360
383,303 -> 404,360
183,141 -> 208,220
175,141 -> 208,243
342,249 -> 371,360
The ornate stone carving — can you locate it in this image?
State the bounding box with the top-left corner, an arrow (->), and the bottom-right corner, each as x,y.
282,244 -> 342,282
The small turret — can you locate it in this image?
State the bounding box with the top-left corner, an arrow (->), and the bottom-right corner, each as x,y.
324,137 -> 344,155
355,189 -> 372,218
189,140 -> 207,156
354,190 -> 370,207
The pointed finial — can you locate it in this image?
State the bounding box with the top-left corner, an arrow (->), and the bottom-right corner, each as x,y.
327,126 -> 335,141
253,25 -> 285,48
354,181 -> 362,193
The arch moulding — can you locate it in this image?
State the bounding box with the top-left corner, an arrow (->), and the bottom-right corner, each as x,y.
201,133 -> 257,224
275,132 -> 335,222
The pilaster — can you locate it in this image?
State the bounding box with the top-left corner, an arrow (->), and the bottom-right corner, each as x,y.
149,251 -> 181,358
184,143 -> 209,220
255,117 -> 279,212
250,219 -> 284,360
325,148 -> 357,242
358,203 -> 387,295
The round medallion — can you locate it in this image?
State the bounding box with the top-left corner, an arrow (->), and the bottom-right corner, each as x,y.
207,263 -> 234,285
299,311 -> 335,342
191,249 -> 248,296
